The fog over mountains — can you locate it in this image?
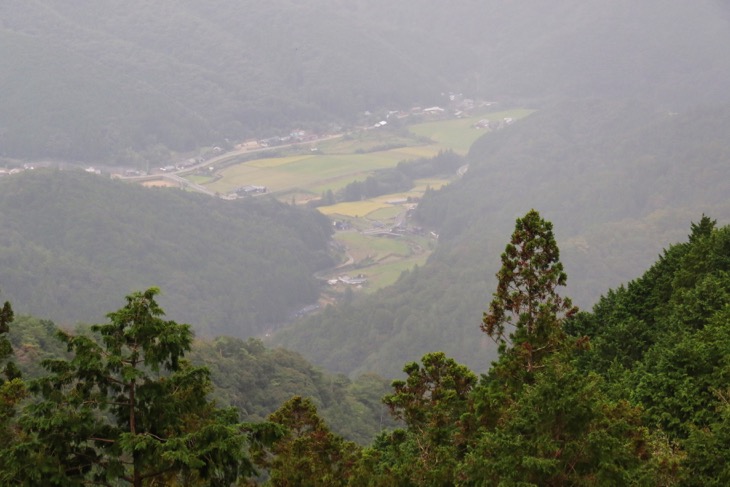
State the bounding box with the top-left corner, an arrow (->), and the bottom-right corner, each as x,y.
2,1 -> 730,162
3,3 -> 730,483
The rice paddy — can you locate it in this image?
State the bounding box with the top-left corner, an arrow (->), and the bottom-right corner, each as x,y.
187,108 -> 533,294
408,108 -> 534,153
318,200 -> 393,218
197,108 -> 532,198
141,179 -> 178,188
206,151 -> 415,195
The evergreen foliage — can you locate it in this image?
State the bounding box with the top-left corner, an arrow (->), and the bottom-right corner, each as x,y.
375,352 -> 476,485
255,396 -> 359,486
463,357 -> 669,486
5,313 -> 395,447
0,298 -> 19,382
0,288 -> 262,486
190,337 -> 396,445
346,211 -> 683,485
2,214 -> 730,484
0,298 -> 26,449
482,209 -> 578,372
570,216 -> 730,483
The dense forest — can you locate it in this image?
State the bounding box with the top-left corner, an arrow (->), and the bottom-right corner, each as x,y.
274,100 -> 730,377
2,0 -> 730,163
2,212 -> 728,484
4,312 -> 395,447
0,170 -> 333,337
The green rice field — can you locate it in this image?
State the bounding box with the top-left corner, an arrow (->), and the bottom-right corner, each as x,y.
319,179 -> 448,219
189,108 -> 533,295
363,254 -> 430,291
336,231 -> 411,260
366,206 -> 403,221
205,151 -> 432,195
328,230 -> 431,291
199,108 -> 532,197
334,230 -> 432,288
408,108 -> 535,153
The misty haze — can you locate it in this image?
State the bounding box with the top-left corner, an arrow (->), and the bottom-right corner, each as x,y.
1,1 -> 729,484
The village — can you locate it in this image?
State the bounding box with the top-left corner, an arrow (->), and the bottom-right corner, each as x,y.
0,97 -> 521,312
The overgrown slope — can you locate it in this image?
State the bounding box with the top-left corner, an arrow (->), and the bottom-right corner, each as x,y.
568,217 -> 730,484
6,313 -> 394,445
0,170 -> 332,337
274,101 -> 730,378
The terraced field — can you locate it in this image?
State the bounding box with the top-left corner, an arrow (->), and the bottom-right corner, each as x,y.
318,179 -> 448,218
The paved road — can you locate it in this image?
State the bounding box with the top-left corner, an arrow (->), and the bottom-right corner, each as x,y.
313,249 -> 355,280
163,173 -> 219,197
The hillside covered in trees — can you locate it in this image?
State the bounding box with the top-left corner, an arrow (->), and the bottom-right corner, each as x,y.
274,100 -> 730,378
0,170 -> 333,337
2,0 -> 730,163
2,1 -> 730,482
2,212 -> 729,485
4,311 -> 395,448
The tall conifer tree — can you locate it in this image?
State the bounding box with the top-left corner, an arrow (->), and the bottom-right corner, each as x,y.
1,288 -> 256,486
481,209 -> 578,372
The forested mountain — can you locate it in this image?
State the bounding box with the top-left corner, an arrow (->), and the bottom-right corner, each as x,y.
2,0 -> 730,163
563,216 -> 730,486
0,170 -> 333,337
2,0 -> 730,482
326,215 -> 730,485
4,214 -> 729,484
274,101 -> 730,378
5,312 -> 394,446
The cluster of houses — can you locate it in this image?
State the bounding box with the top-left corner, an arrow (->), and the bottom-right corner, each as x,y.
404,94 -> 495,120
238,130 -> 321,151
333,220 -> 351,231
448,92 -> 496,116
230,185 -> 267,198
473,117 -> 514,130
328,275 -> 368,287
292,303 -> 321,318
362,93 -> 494,127
0,167 -> 26,177
125,93 -> 497,183
156,147 -> 226,174
0,163 -> 36,177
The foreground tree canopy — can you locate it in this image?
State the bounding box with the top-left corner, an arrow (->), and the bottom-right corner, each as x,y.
0,288 -> 274,486
1,211 -> 728,485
